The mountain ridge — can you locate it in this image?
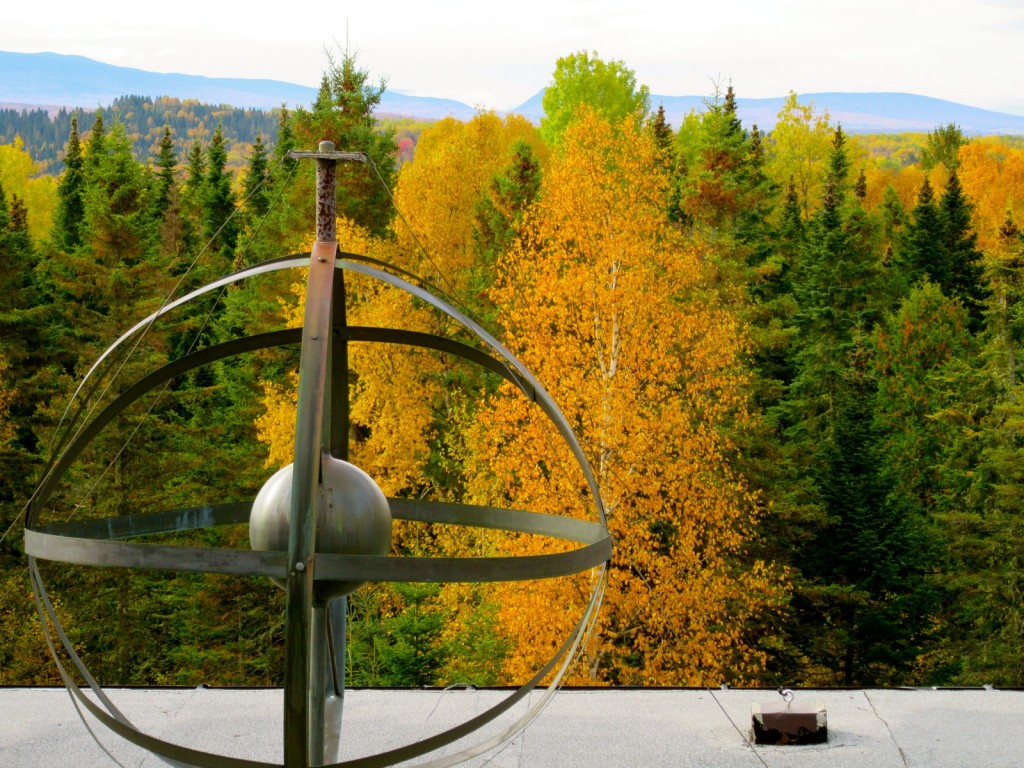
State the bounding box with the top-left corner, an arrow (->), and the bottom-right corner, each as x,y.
3,50 -> 1024,135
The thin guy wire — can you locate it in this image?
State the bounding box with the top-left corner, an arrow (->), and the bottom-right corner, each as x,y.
706,686 -> 771,768
363,156 -> 478,323
57,155 -> 301,523
50,148 -> 295,460
0,149 -> 300,606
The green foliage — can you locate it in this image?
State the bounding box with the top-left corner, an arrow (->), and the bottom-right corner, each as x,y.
52,115 -> 85,251
898,172 -> 988,329
540,50 -> 650,145
802,339 -> 941,685
201,122 -> 239,261
346,584 -> 448,687
921,123 -> 968,171
292,49 -> 398,236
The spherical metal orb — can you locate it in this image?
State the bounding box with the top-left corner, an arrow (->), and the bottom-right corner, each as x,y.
249,456 -> 392,599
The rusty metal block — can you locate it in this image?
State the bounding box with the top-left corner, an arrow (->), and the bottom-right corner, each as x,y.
751,698 -> 828,745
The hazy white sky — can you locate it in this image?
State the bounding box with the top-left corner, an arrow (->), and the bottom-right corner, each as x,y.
5,0 -> 1024,115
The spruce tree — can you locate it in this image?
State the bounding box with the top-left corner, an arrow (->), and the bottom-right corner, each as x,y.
899,177 -> 944,293
939,171 -> 988,331
201,122 -> 239,262
805,336 -> 940,685
53,115 -> 86,252
771,125 -> 938,684
83,109 -> 106,178
854,168 -> 867,200
241,133 -> 270,219
181,140 -> 206,223
152,124 -> 177,220
292,49 -> 398,236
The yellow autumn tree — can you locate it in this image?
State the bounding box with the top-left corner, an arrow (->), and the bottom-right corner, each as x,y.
258,113 -> 547,497
471,107 -> 782,686
254,217 -> 442,496
766,92 -> 835,215
253,117 -> 553,685
959,139 -> 1024,254
389,113 -> 545,285
0,138 -> 56,239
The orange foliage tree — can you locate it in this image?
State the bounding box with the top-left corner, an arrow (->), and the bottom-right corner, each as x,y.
958,139 -> 1024,254
471,108 -> 783,686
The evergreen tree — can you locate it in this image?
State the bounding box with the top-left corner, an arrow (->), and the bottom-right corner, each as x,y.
0,182 -> 49,534
292,49 -> 398,236
470,139 -> 542,321
791,127 -> 876,377
769,126 -> 938,684
151,124 -> 177,220
272,106 -> 297,176
52,115 -> 86,252
241,133 -> 270,219
939,171 -> 988,331
803,337 -> 940,685
181,140 -> 206,227
201,122 -> 239,262
649,104 -> 673,154
647,105 -> 686,225
899,176 -> 944,294
681,84 -> 750,232
82,109 -> 106,178
854,168 -> 867,200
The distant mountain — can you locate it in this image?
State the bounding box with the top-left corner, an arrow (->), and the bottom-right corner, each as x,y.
0,50 -> 479,120
516,90 -> 1024,136
669,92 -> 1024,136
4,50 -> 1024,135
0,51 -> 316,111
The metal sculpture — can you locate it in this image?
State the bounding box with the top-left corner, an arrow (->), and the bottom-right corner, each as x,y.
24,143 -> 612,767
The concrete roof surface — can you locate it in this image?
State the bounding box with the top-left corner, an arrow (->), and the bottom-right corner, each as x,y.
2,686 -> 1021,767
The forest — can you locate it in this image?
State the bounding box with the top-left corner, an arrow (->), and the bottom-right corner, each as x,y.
2,49 -> 1024,691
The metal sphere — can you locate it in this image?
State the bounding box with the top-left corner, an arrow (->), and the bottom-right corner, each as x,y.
249,457 -> 392,599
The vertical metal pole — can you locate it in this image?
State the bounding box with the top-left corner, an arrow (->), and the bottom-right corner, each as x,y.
309,602 -> 329,764
284,141 -> 338,768
322,161 -> 351,765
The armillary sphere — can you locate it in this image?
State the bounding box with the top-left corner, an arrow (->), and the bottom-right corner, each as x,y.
24,143 -> 612,767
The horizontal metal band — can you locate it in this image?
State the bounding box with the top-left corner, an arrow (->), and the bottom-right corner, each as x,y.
32,499 -> 604,543
25,528 -> 290,577
312,538 -> 611,583
25,526 -> 610,583
26,499 -> 611,582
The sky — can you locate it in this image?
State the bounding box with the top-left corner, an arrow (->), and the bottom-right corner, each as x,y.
5,0 -> 1024,116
